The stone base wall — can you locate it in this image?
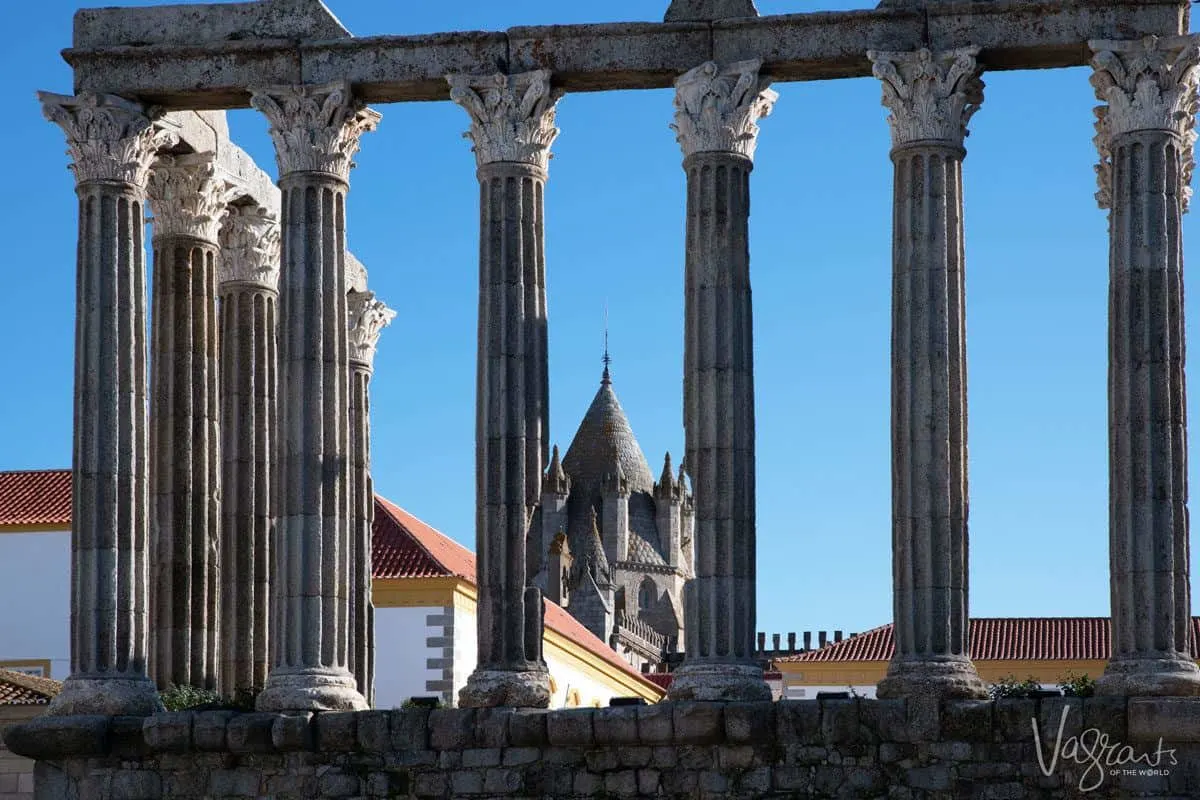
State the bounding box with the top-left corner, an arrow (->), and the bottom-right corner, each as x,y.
0,706 -> 44,800
9,698 -> 1200,799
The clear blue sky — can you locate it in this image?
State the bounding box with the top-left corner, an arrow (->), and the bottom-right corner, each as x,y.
2,0 -> 1197,642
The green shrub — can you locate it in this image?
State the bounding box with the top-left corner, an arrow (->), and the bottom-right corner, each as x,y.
1059,672 -> 1096,698
988,674 -> 1043,700
160,684 -> 223,711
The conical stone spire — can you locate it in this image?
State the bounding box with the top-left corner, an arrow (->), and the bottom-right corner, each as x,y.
562,368 -> 655,495
544,444 -> 570,495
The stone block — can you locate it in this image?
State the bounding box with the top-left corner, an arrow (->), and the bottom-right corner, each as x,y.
1129,698 -> 1200,742
865,699 -> 907,742
651,746 -> 678,768
821,699 -> 861,745
208,768 -> 260,797
718,744 -> 758,769
619,745 -> 653,768
774,765 -> 811,791
111,770 -> 162,800
314,711 -> 358,752
473,708 -> 512,748
593,706 -> 639,745
907,765 -> 951,791
677,744 -> 715,769
879,741 -> 914,763
994,698 -> 1037,742
143,713 -> 193,753
637,703 -> 674,744
585,748 -> 621,772
438,750 -> 461,769
1082,696 -> 1127,741
502,746 -> 542,765
411,771 -> 446,797
356,710 -> 390,752
450,769 -> 484,794
660,768 -> 698,795
507,710 -> 548,747
192,711 -> 236,752
390,708 -> 431,751
462,747 -> 502,768
226,713 -> 278,754
777,700 -> 821,744
429,708 -> 476,750
905,695 -> 939,741
725,701 -> 775,743
739,766 -> 773,793
941,700 -> 992,742
673,702 -> 724,744
546,709 -> 594,746
699,769 -> 729,792
813,764 -> 844,794
573,770 -> 604,795
929,740 -> 972,760
845,766 -> 884,793
604,769 -> 639,796
110,715 -> 152,758
482,767 -> 521,793
1036,698 -> 1083,747
318,771 -> 361,797
637,768 -> 661,794
271,712 -> 313,751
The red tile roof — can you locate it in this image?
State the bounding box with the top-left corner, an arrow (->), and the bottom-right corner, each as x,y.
0,469 -> 71,528
775,618 -> 1200,663
0,669 -> 61,705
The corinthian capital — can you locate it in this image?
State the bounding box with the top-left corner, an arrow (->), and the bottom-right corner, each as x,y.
447,70 -> 563,170
347,290 -> 397,369
671,60 -> 778,160
39,91 -> 180,188
250,81 -> 381,182
868,47 -> 984,149
147,153 -> 236,242
1090,35 -> 1200,211
218,205 -> 281,289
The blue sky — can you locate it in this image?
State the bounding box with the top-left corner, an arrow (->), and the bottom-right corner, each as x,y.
1,0 -> 1195,642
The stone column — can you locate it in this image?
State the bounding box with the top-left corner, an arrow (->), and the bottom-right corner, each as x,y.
867,47 -> 988,700
216,205 -> 281,698
347,289 -> 395,707
38,92 -> 179,715
448,70 -> 560,708
1090,35 -> 1200,697
667,60 -> 776,702
145,153 -> 230,691
250,80 -> 379,712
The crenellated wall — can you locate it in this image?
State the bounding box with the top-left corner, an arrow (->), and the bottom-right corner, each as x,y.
9,697 -> 1200,799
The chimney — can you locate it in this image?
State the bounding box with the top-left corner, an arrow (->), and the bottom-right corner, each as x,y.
772,633 -> 781,651
757,632 -> 766,652
818,631 -> 828,648
803,631 -> 812,650
787,632 -> 796,653
834,630 -> 843,643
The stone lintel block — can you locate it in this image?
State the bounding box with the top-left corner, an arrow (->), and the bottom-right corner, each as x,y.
1035,698 -> 1083,747
429,708 -> 476,751
546,708 -> 595,747
302,32 -> 508,103
509,22 -> 710,90
3,715 -> 110,760
776,700 -> 821,745
1128,698 -> 1200,742
927,0 -> 1185,72
109,716 -> 151,759
994,699 -> 1038,743
474,708 -> 513,748
192,711 -> 237,752
271,712 -> 314,751
390,708 -> 431,751
354,710 -> 389,752
226,713 -> 280,754
1081,696 -> 1127,740
462,747 -> 502,768
725,701 -> 775,743
507,710 -> 548,747
905,696 -> 940,742
314,711 -> 358,752
502,746 -> 542,766
143,712 -> 195,753
673,702 -> 725,745
941,700 -> 993,743
593,706 -> 640,745
820,699 -> 862,746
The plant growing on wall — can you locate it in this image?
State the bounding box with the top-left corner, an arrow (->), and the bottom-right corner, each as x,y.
1058,671 -> 1096,697
987,675 -> 1043,699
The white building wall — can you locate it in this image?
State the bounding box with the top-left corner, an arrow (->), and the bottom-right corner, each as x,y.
544,651 -> 627,710
0,530 -> 69,678
450,605 -> 476,706
372,605 -> 442,709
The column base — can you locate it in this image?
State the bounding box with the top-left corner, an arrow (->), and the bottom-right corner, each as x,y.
46,675 -> 164,717
876,656 -> 988,700
667,662 -> 772,702
458,668 -> 551,708
1096,656 -> 1200,697
256,667 -> 368,712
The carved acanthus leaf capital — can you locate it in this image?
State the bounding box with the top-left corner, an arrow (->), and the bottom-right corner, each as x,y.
868,47 -> 984,149
39,91 -> 180,188
1090,35 -> 1200,211
250,81 -> 381,182
347,290 -> 397,369
671,59 -> 778,160
218,205 -> 281,289
147,153 -> 236,242
447,70 -> 563,170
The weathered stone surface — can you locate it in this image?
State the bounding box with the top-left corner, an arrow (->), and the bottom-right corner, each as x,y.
143,714 -> 194,753
546,709 -> 594,747
593,707 -> 639,745
673,703 -> 724,744
665,0 -> 758,22
270,713 -> 313,751
192,711 -> 236,752
225,714 -> 277,754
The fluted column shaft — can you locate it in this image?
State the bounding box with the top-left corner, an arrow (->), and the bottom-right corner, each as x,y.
347,289 -> 395,707
668,60 -> 775,702
39,92 -> 179,715
448,70 -> 560,708
1091,35 -> 1200,697
869,47 -> 988,700
251,81 -> 379,712
146,154 -> 228,691
217,206 -> 280,697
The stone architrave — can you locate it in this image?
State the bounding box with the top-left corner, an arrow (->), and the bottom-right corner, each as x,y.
1090,34 -> 1200,697
664,0 -> 758,21
38,91 -> 179,715
867,47 -> 988,700
667,60 -> 776,702
146,152 -> 232,692
249,80 -> 379,712
346,288 -> 396,707
217,204 -> 281,698
447,69 -> 561,708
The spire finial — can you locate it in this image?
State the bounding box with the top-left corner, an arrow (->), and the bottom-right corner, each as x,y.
602,302 -> 612,385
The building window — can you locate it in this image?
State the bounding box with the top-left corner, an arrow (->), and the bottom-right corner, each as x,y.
638,580 -> 654,610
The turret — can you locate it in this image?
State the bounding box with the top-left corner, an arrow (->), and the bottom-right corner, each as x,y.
547,532 -> 573,606
537,444 -> 570,589
655,451 -> 684,568
602,456 -> 630,564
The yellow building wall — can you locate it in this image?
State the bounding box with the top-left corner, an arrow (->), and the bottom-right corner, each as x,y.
776,658 -> 1110,689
